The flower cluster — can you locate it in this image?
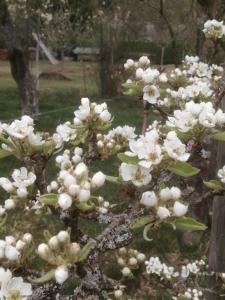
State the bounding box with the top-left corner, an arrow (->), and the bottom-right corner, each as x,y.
123,54 -> 223,112
0,267 -> 32,300
0,167 -> 36,212
46,149 -> 106,210
0,233 -> 32,262
167,101 -> 225,133
116,247 -> 146,278
160,57 -> 223,109
145,256 -> 179,280
0,116 -> 59,160
140,186 -> 188,220
203,19 -> 225,40
119,128 -> 190,187
174,288 -> 203,300
53,98 -> 112,148
145,257 -> 206,299
97,125 -> 136,158
124,56 -> 167,105
37,230 -> 80,284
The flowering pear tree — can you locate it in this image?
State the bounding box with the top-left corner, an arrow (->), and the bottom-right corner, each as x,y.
0,19 -> 225,300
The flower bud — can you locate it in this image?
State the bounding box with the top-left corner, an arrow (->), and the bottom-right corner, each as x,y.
17,187 -> 28,198
171,187 -> 181,200
68,184 -> 80,196
48,236 -> 59,249
97,140 -> 104,148
22,233 -> 32,243
140,191 -> 158,207
38,243 -> 50,259
119,247 -> 126,255
5,245 -> 20,261
160,188 -> 172,201
99,207 -> 108,214
137,253 -> 146,262
122,266 -> 131,276
55,266 -> 69,284
100,110 -> 111,122
16,240 -> 26,251
74,147 -> 83,156
173,201 -> 188,217
57,231 -> 70,243
58,193 -> 72,210
75,163 -> 88,178
64,174 -> 76,189
78,189 -> 90,202
129,257 -> 138,266
72,155 -> 81,164
4,199 -> 15,210
56,156 -> 63,164
136,67 -> 144,79
5,236 -> 16,245
157,206 -> 171,220
117,257 -> 125,266
91,171 -> 106,188
50,181 -> 58,190
103,201 -> 110,208
114,289 -> 123,298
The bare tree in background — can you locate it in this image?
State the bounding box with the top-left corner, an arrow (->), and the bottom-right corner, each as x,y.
0,0 -> 38,118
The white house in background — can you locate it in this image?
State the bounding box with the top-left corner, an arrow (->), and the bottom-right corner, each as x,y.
73,47 -> 100,61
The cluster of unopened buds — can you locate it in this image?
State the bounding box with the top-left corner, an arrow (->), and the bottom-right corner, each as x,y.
116,247 -> 146,278
163,57 -> 223,108
37,230 -> 80,284
53,98 -> 112,148
140,186 -> 187,220
203,19 -> 225,40
95,196 -> 113,214
119,128 -> 190,187
0,167 -> 36,213
174,288 -> 203,300
145,257 -> 206,299
0,233 -> 32,262
97,125 -> 136,158
46,148 -> 106,210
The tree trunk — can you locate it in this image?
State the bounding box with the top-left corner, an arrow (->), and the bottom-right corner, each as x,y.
0,0 -> 39,119
205,78 -> 225,296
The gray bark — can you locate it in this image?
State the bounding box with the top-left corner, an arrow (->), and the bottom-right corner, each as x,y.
0,0 -> 39,118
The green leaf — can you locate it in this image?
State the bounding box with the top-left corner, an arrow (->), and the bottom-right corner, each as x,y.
76,239 -> 96,262
168,161 -> 200,177
131,216 -> 153,230
42,141 -> 54,156
29,269 -> 55,284
143,224 -> 153,241
117,153 -> 139,165
204,180 -> 224,191
0,148 -> 12,159
170,217 -> 207,231
39,193 -> 58,205
76,201 -> 94,212
106,175 -> 120,184
210,131 -> 225,141
122,82 -> 142,96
